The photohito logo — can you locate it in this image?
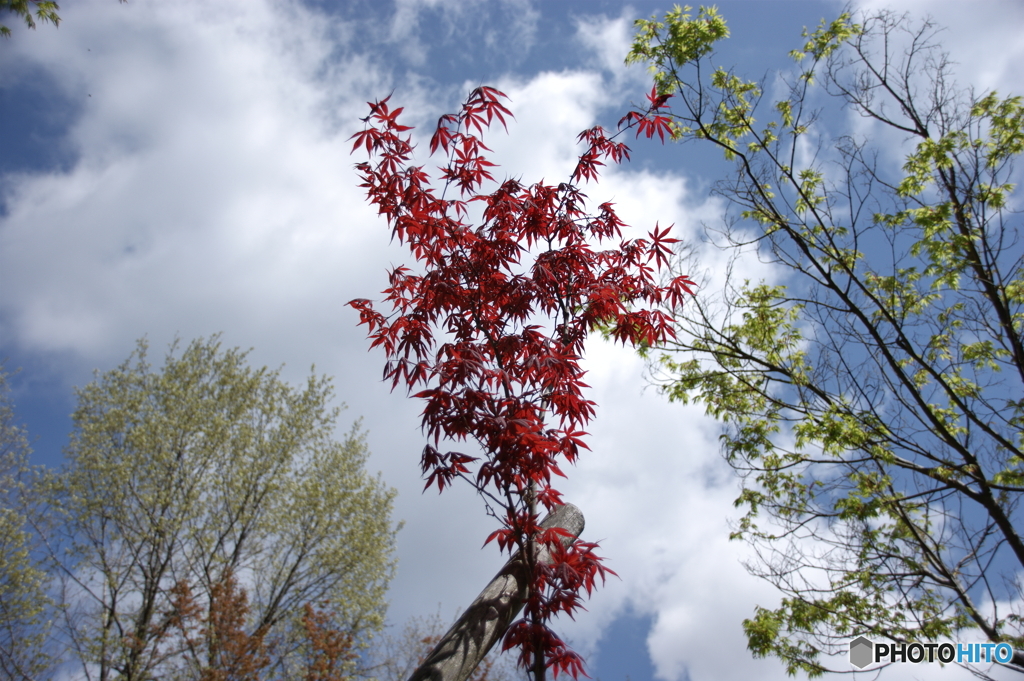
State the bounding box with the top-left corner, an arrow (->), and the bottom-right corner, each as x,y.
849,636 -> 1015,668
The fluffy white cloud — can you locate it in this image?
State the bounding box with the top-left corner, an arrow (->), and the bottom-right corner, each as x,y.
574,6 -> 649,89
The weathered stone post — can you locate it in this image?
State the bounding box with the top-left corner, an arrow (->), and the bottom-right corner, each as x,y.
407,503 -> 585,681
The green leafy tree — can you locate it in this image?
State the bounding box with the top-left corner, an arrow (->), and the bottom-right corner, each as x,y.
40,336 -> 398,680
628,6 -> 1024,678
0,0 -> 127,38
0,365 -> 51,680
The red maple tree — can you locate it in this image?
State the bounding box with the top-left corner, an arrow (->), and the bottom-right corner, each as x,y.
350,85 -> 693,680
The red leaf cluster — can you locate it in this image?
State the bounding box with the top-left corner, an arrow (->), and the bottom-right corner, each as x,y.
349,85 -> 693,679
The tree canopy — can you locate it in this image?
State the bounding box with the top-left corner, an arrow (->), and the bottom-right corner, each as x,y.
0,365 -> 50,680
628,6 -> 1024,678
38,335 -> 399,680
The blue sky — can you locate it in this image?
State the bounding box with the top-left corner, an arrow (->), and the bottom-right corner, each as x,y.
3,1 -> 1024,680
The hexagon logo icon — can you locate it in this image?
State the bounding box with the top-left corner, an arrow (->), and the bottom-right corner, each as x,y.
849,636 -> 873,669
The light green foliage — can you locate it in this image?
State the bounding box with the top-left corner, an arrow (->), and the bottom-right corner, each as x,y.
0,0 -> 128,38
0,366 -> 51,680
1,0 -> 60,37
43,336 -> 399,680
631,7 -> 1024,678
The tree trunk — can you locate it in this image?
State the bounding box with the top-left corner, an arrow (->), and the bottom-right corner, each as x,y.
407,504 -> 585,681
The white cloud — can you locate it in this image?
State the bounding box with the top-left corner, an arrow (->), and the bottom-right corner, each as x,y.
479,70 -> 609,185
551,337 -> 794,681
4,12 -> 410,370
574,6 -> 649,91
